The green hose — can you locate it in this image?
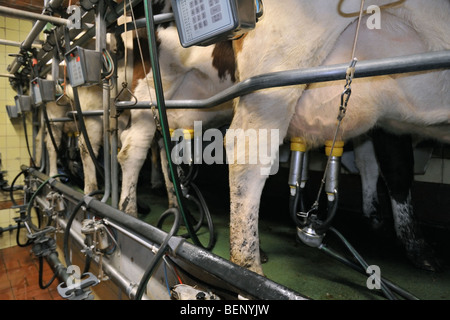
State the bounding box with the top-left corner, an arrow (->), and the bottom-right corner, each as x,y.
143,0 -> 201,247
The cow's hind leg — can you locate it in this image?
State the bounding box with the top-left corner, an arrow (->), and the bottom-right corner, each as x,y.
372,128 -> 441,272
118,110 -> 156,217
228,162 -> 268,275
225,91 -> 291,275
353,135 -> 384,230
78,117 -> 103,195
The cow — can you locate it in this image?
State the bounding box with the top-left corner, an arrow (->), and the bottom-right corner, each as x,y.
353,129 -> 441,271
34,0 -> 235,219
226,0 -> 450,275
117,3 -> 235,217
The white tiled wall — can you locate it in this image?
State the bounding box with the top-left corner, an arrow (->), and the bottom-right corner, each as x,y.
0,16 -> 41,249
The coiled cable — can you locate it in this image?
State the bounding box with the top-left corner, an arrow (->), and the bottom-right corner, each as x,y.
135,207 -> 180,300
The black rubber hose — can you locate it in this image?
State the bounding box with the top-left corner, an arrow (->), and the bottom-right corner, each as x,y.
9,169 -> 26,207
135,207 -> 180,300
319,244 -> 419,300
38,256 -> 58,289
160,182 -> 216,251
313,194 -> 339,235
42,103 -> 61,156
71,89 -> 105,181
26,174 -> 68,232
289,186 -> 303,227
22,112 -> 36,168
16,220 -> 31,247
328,227 -> 398,300
183,194 -> 204,233
189,182 -> 216,250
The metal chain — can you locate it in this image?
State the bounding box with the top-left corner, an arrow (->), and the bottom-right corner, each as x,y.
128,0 -> 163,133
297,0 -> 364,220
151,103 -> 163,132
298,58 -> 357,220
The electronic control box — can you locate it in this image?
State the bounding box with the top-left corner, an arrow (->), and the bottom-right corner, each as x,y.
66,46 -> 101,88
14,95 -> 32,113
171,0 -> 256,47
6,105 -> 19,119
30,78 -> 55,106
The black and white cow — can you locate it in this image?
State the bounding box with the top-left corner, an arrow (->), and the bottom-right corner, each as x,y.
227,0 -> 450,275
117,1 -> 235,217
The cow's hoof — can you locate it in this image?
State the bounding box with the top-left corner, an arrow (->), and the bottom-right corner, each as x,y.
410,255 -> 442,273
407,248 -> 442,272
260,248 -> 268,264
369,215 -> 384,231
137,199 -> 151,216
151,186 -> 167,197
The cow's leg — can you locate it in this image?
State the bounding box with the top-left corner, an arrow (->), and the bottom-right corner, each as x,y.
371,128 -> 440,271
118,110 -> 156,217
157,138 -> 178,209
353,135 -> 384,230
78,116 -> 103,195
150,138 -> 164,191
228,162 -> 269,275
226,89 -> 296,275
45,123 -> 64,178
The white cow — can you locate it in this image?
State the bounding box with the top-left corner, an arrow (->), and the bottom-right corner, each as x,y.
227,0 -> 450,275
117,19 -> 235,217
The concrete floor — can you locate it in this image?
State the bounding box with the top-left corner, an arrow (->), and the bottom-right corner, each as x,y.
138,162 -> 450,300
1,160 -> 449,300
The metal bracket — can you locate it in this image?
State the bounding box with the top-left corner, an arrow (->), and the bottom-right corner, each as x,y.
168,236 -> 186,257
57,272 -> 99,300
31,235 -> 57,257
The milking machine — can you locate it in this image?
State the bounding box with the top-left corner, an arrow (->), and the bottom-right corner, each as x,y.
286,61 -> 418,300
3,0 -> 450,301
167,128 -> 216,250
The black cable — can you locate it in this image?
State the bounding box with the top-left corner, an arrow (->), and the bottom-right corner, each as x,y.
175,163 -> 215,250
16,220 -> 31,247
313,194 -> 339,235
160,180 -> 216,251
135,207 -> 180,300
42,103 -> 61,157
71,88 -> 105,181
328,227 -> 398,300
9,169 -> 26,207
319,244 -> 420,300
26,174 -> 68,232
289,186 -> 303,227
189,182 -> 216,250
21,101 -> 36,168
184,194 -> 205,232
38,256 -> 58,289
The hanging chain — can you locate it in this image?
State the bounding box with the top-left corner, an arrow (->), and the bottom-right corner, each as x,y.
127,0 -> 162,133
298,0 -> 364,220
338,58 -> 357,121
